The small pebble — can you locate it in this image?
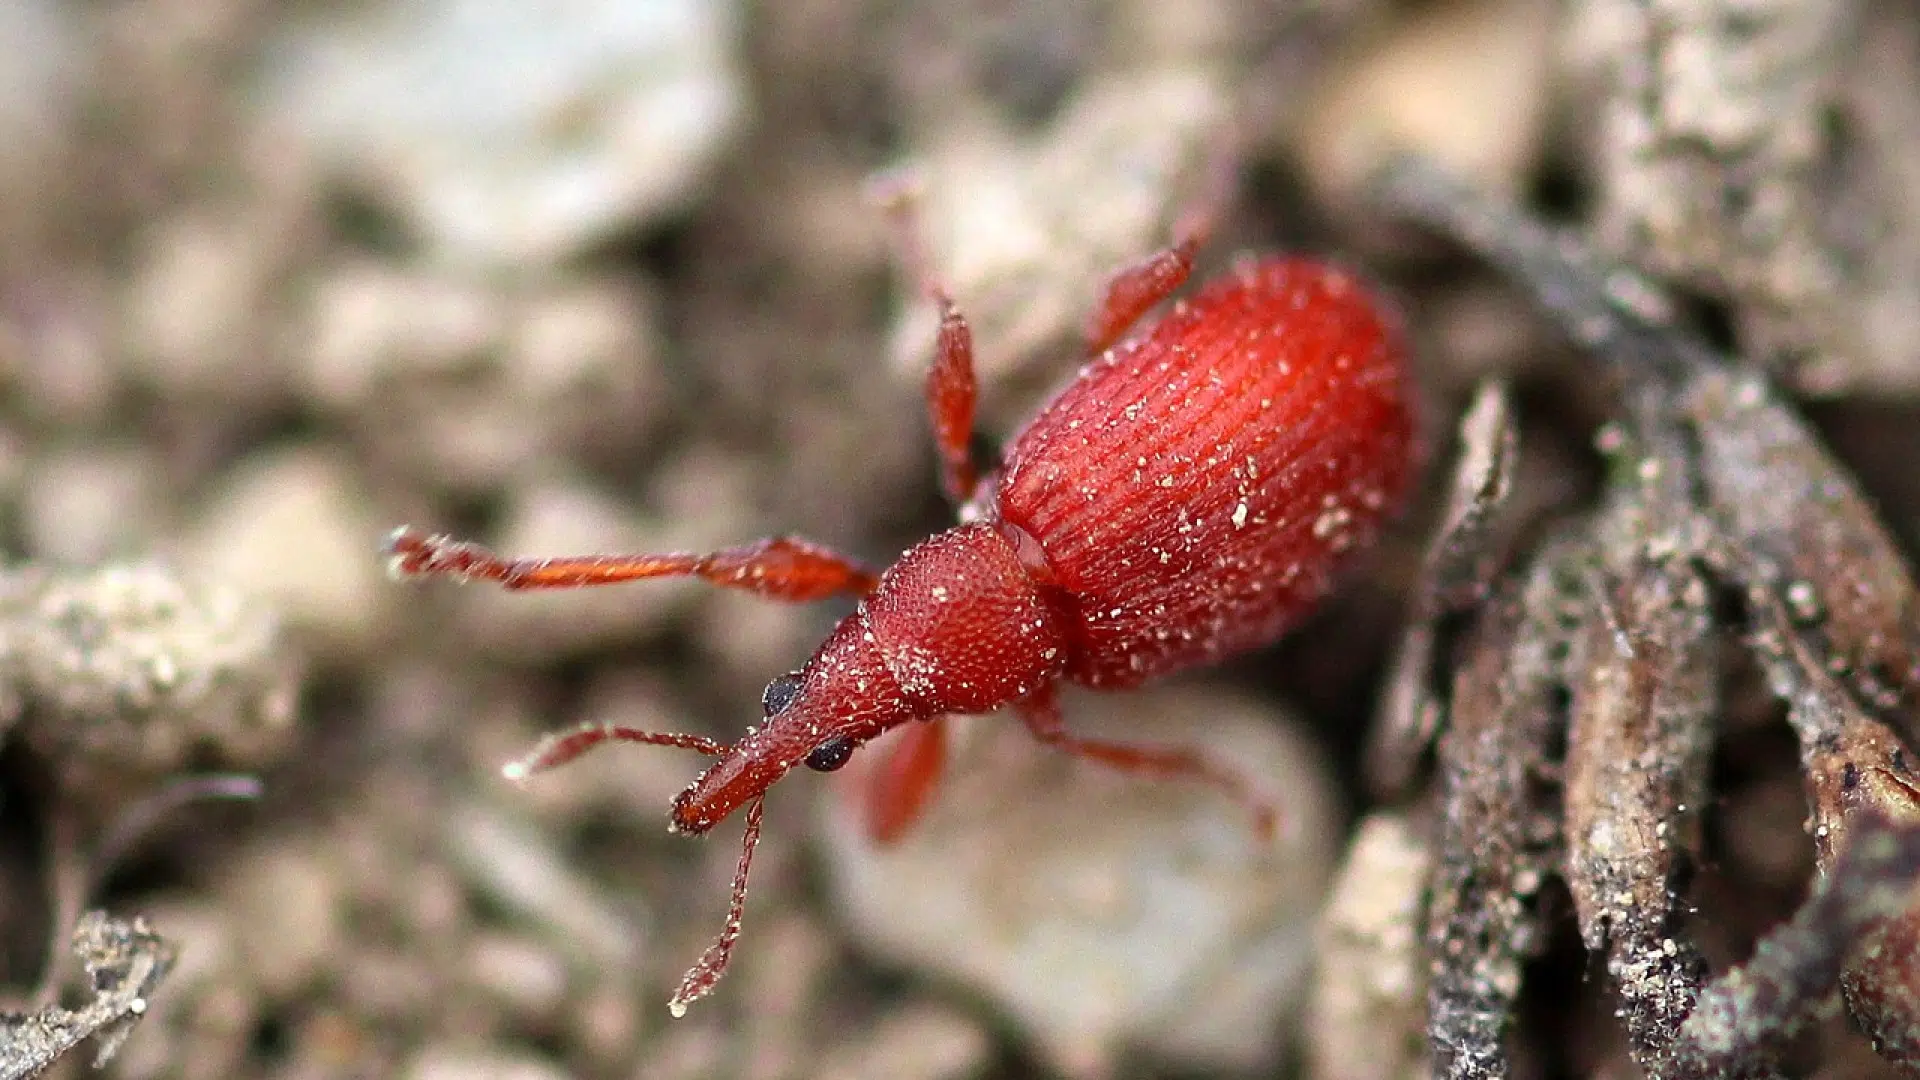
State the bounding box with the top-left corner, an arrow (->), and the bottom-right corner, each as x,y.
264,0 -> 747,269
20,446 -> 163,564
404,1046 -> 574,1080
467,932 -> 571,1021
443,796 -> 643,970
1308,812 -> 1432,1080
814,1002 -> 993,1080
226,844 -> 347,999
186,446 -> 385,657
1302,0 -> 1552,204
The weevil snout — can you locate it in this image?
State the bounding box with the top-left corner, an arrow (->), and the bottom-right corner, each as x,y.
670,750 -> 774,835
668,784 -> 714,835
670,739 -> 840,835
669,646 -> 906,834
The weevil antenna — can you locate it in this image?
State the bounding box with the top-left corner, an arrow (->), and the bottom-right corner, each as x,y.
669,794 -> 765,1016
502,723 -> 730,781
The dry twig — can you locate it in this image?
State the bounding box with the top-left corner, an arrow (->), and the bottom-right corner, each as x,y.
1370,155 -> 1920,1078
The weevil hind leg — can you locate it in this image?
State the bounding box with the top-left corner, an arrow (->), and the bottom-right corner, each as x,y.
385,528 -> 881,602
1015,685 -> 1277,842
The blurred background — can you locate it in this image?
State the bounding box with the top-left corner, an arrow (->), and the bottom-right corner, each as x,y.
0,1 -> 1916,1078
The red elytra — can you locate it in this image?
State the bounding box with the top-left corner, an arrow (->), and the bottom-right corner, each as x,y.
385,173 -> 1418,1015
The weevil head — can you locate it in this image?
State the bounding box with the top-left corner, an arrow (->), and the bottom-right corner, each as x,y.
668,522 -> 1070,836
668,610 -> 913,835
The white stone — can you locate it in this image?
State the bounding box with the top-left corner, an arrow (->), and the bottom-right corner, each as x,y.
265,0 -> 745,269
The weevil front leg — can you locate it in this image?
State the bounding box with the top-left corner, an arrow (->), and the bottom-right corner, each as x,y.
384,528 -> 881,602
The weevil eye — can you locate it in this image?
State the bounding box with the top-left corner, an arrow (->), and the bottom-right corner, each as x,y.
761,672 -> 804,717
804,736 -> 854,772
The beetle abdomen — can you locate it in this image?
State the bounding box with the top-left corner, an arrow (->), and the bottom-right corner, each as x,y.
993,257 -> 1416,687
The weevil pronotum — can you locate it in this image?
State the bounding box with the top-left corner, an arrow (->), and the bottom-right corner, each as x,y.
386,164 -> 1418,1014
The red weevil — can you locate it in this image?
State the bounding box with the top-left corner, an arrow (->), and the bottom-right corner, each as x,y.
385,169 -> 1418,1015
